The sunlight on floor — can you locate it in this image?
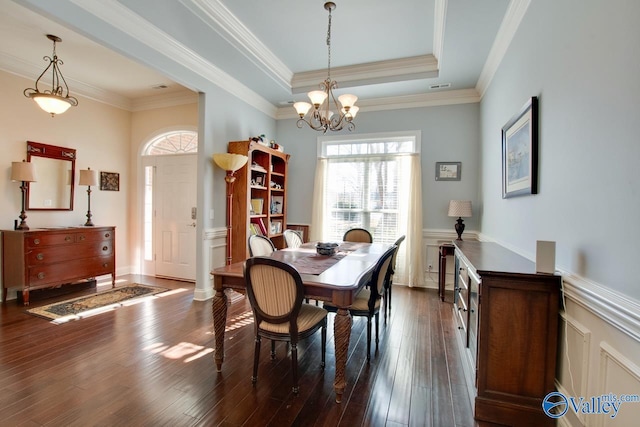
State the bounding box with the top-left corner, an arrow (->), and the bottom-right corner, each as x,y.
143,341 -> 214,363
225,310 -> 254,332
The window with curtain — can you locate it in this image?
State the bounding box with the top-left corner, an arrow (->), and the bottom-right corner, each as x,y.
311,132 -> 424,286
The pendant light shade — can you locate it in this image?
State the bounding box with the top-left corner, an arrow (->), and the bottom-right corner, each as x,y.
24,34 -> 78,117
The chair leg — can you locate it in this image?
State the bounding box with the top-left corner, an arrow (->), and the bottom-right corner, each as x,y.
375,312 -> 380,348
252,336 -> 261,384
321,325 -> 326,369
366,317 -> 372,362
291,343 -> 299,394
383,287 -> 388,324
388,282 -> 392,316
270,340 -> 276,360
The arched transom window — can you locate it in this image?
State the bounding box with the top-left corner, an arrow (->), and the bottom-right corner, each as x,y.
144,130 -> 198,155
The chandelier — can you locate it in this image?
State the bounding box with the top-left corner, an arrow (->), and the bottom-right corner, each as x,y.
24,34 -> 78,117
293,2 -> 358,133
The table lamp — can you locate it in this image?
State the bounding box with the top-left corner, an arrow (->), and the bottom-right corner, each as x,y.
11,160 -> 37,230
213,153 -> 249,265
448,200 -> 472,241
79,168 -> 99,226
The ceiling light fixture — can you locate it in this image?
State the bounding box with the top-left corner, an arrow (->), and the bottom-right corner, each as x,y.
24,34 -> 78,117
293,2 -> 358,133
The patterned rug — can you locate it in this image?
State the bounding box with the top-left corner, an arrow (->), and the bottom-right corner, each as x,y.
26,284 -> 168,321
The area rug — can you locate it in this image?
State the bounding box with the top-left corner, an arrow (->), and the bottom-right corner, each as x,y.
26,284 -> 168,322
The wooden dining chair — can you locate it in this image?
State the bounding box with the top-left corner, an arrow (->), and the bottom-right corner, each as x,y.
343,227 -> 373,243
283,229 -> 303,249
324,245 -> 396,362
248,235 -> 276,257
383,235 -> 405,323
244,257 -> 328,394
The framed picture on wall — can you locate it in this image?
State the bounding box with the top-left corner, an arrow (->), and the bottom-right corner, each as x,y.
435,162 -> 462,181
100,171 -> 120,191
502,96 -> 538,198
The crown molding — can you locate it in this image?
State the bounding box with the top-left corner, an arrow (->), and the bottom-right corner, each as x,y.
476,0 -> 531,97
178,0 -> 292,91
276,88 -> 479,119
131,91 -> 199,112
291,55 -> 439,94
433,0 -> 447,63
69,0 -> 277,117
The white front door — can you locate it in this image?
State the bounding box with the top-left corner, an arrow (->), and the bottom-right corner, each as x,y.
154,154 -> 197,281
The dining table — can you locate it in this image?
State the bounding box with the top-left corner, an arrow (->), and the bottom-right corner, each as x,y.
210,241 -> 392,403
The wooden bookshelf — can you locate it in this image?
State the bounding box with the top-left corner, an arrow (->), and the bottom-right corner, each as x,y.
227,140 -> 290,263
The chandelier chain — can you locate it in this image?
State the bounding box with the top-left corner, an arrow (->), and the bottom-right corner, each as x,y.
326,7 -> 332,81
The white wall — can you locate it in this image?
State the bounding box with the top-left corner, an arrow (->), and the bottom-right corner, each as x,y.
0,70 -> 132,281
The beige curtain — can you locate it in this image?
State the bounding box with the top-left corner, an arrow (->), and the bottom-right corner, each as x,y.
395,154 -> 424,287
310,154 -> 424,287
309,158 -> 327,241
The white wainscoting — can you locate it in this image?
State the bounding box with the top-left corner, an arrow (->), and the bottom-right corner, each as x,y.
420,230 -> 640,426
193,227 -> 227,301
420,229 -> 478,292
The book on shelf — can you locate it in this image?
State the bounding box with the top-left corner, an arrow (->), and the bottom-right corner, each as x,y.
250,198 -> 264,215
251,217 -> 267,235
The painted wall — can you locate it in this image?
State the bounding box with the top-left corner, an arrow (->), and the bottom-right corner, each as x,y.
480,3 -> 640,423
479,0 -> 640,301
0,70 -> 132,278
276,102 -> 481,233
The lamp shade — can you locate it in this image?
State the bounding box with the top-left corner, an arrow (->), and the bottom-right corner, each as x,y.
11,161 -> 37,182
79,168 -> 99,186
32,94 -> 74,115
212,153 -> 248,172
338,93 -> 358,109
448,200 -> 472,218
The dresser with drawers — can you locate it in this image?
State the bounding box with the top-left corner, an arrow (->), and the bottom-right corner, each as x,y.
453,240 -> 561,426
1,226 -> 115,305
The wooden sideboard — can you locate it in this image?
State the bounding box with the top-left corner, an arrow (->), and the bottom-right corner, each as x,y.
1,226 -> 115,305
453,240 -> 561,427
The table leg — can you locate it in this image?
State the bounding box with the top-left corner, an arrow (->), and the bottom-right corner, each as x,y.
333,307 -> 352,403
212,276 -> 228,372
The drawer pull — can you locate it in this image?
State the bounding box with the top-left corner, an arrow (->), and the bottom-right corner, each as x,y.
65,236 -> 72,242
36,253 -> 44,261
103,263 -> 108,268
102,246 -> 109,251
79,235 -> 86,241
105,233 -> 110,238
37,272 -> 45,280
33,238 -> 40,245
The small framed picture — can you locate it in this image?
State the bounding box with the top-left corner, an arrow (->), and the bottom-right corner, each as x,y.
100,171 -> 119,191
435,162 -> 462,181
271,195 -> 284,214
502,96 -> 538,198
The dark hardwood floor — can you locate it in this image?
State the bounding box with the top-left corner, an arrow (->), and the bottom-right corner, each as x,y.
0,276 -> 480,426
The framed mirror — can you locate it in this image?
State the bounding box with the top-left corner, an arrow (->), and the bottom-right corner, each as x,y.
26,141 -> 76,211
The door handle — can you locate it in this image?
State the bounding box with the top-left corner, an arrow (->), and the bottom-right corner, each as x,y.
187,222 -> 196,228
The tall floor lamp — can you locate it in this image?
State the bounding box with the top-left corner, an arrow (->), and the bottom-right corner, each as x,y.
11,160 -> 37,230
213,153 -> 249,265
79,168 -> 99,226
448,200 -> 472,241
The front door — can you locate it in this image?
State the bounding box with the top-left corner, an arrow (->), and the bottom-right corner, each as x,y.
154,154 -> 197,281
